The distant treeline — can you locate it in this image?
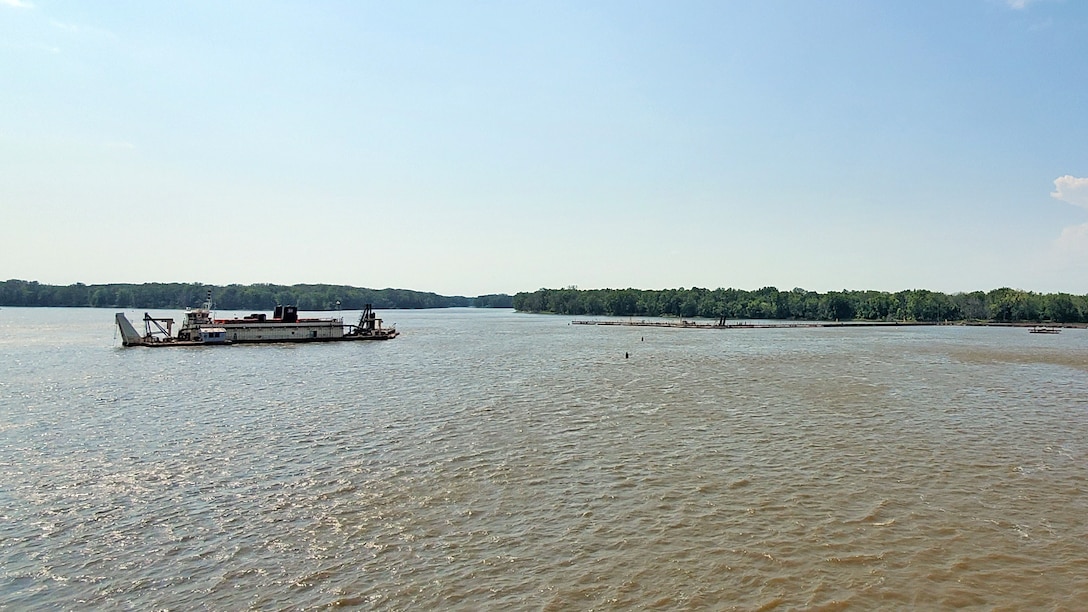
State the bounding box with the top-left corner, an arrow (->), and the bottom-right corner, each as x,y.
0,280 -> 513,310
513,286 -> 1088,323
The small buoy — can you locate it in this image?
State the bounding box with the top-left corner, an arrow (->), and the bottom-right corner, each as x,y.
625,352 -> 629,359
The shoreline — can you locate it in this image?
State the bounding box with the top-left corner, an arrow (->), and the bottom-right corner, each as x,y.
571,319 -> 1087,330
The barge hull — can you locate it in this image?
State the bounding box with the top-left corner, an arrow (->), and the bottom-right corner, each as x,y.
132,334 -> 395,347
116,303 -> 397,347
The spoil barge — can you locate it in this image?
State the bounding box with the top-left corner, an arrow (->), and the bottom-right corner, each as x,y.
572,318 -> 1080,331
116,300 -> 397,347
571,318 -> 938,330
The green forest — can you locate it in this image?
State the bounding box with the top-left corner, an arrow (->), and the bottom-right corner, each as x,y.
0,280 -> 513,310
8,279 -> 1087,323
513,286 -> 1088,323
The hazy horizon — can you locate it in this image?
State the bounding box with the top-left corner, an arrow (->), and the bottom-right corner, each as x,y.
3,1 -> 1087,295
6,277 -> 1088,299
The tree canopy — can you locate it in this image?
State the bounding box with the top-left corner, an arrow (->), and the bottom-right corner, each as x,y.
0,280 -> 513,310
513,287 -> 1088,324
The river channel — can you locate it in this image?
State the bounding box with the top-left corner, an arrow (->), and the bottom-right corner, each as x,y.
2,307 -> 1086,609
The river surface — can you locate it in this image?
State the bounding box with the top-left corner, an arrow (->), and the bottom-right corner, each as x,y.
2,307 -> 1087,610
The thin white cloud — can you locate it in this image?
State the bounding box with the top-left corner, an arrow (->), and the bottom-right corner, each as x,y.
51,20 -> 117,41
1051,175 -> 1088,210
0,0 -> 34,8
1049,175 -> 1088,257
50,21 -> 82,33
1006,0 -> 1036,9
1028,18 -> 1053,32
1054,222 -> 1088,256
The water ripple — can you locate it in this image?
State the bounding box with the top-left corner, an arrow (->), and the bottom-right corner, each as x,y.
1,309 -> 1087,608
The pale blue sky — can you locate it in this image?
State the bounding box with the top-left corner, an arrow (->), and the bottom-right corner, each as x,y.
2,0 -> 1087,296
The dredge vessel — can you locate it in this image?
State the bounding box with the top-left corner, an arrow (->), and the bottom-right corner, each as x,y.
115,298 -> 397,347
